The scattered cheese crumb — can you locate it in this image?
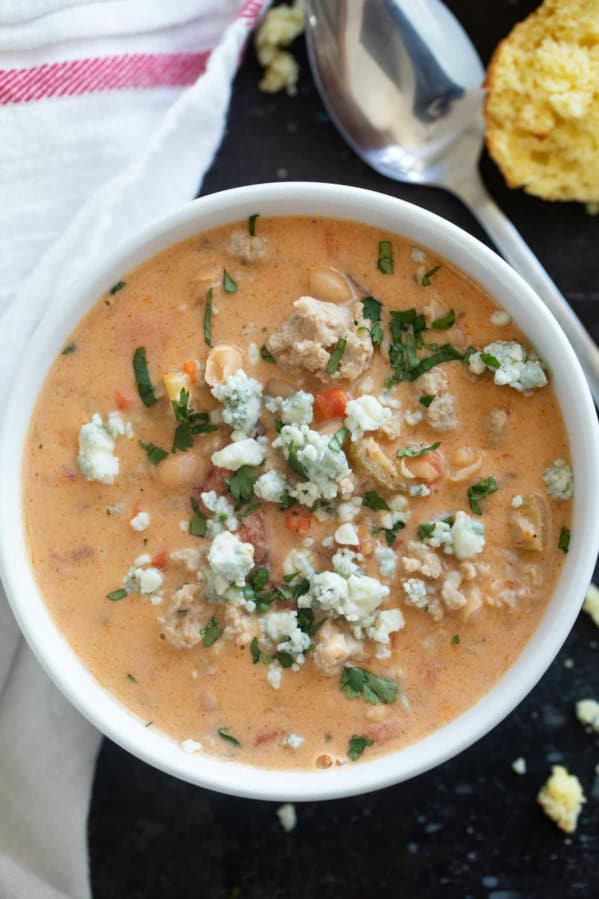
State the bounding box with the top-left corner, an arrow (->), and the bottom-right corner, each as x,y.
130,511 -> 150,532
512,757 -> 527,775
255,1 -> 304,95
583,583 -> 599,627
277,802 -> 297,832
181,739 -> 203,754
537,765 -> 585,833
284,733 -> 305,749
576,698 -> 599,732
490,310 -> 511,326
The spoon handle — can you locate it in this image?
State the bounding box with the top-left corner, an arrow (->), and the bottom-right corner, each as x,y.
454,175 -> 599,405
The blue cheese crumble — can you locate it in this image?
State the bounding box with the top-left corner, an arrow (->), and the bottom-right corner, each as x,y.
468,340 -> 547,392
254,469 -> 288,503
207,531 -> 254,592
344,395 -> 391,442
77,412 -> 131,484
273,423 -> 352,503
211,437 -> 265,470
265,390 -> 314,425
124,555 -> 164,604
211,368 -> 262,435
261,610 -> 311,661
543,459 -> 574,500
421,511 -> 485,561
200,491 -> 238,536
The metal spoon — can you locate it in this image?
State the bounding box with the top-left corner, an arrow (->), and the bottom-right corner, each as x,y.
305,0 -> 599,402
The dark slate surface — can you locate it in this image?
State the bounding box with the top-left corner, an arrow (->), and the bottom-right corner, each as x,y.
89,3 -> 599,897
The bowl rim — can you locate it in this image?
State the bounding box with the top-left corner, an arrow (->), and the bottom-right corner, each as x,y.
2,181 -> 598,802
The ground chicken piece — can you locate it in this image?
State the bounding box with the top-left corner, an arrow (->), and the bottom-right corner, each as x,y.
426,393 -> 457,431
159,583 -> 209,649
415,367 -> 447,396
486,406 -> 510,447
312,620 -> 366,677
401,541 -> 443,579
266,296 -> 373,382
227,230 -> 267,263
224,605 -> 258,648
441,570 -> 467,610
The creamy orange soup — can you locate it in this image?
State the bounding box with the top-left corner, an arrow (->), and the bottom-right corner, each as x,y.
23,216 -> 573,770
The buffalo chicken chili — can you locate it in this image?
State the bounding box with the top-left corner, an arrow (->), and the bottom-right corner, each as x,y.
23,216 -> 573,769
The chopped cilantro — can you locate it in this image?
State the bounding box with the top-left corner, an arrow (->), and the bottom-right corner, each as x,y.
419,394 -> 434,407
277,651 -> 293,669
189,496 -> 208,537
326,338 -> 347,375
328,427 -> 349,453
279,492 -> 298,511
61,342 -> 76,355
204,287 -> 213,347
218,728 -> 240,748
431,309 -> 455,330
260,344 -> 275,362
224,465 -> 259,507
249,567 -> 270,592
421,264 -> 442,286
139,440 -> 168,465
297,607 -> 316,636
132,347 -> 157,407
341,666 -> 398,704
127,673 -> 137,683
372,520 -> 405,547
223,270 -> 237,293
417,522 -> 436,541
362,296 -> 384,349
467,476 -> 498,515
202,616 -> 222,647
397,441 -> 440,458
362,490 -> 390,511
248,213 -> 259,236
287,444 -> 308,479
106,588 -> 127,601
348,734 -> 374,761
109,280 -> 126,295
250,637 -> 261,664
407,344 -> 463,381
377,240 -> 394,275
480,352 -> 500,369
451,634 -> 460,645
171,388 -> 217,453
558,527 -> 571,553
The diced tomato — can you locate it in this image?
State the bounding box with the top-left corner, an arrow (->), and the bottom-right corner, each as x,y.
151,550 -> 168,570
364,720 -> 401,744
238,507 -> 269,567
182,359 -> 199,384
115,389 -> 133,410
313,388 -> 348,422
254,730 -> 284,747
284,507 -> 313,535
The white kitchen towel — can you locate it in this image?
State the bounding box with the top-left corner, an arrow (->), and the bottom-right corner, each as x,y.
0,2 -> 269,897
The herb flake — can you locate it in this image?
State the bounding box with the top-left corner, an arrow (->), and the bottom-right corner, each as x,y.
341,666 -> 398,704
419,394 -> 434,408
431,309 -> 455,330
260,344 -> 275,363
397,441 -> 440,458
204,287 -> 213,347
202,617 -> 222,647
223,270 -> 237,293
248,213 -> 259,236
106,588 -> 127,601
328,427 -> 349,453
132,347 -> 157,407
558,527 -> 571,553
467,476 -> 498,515
362,490 -> 390,511
326,338 -> 347,375
348,734 -> 374,761
218,728 -> 241,748
421,264 -> 442,286
109,280 -> 126,295
61,342 -> 76,355
377,241 -> 394,275
139,441 -> 168,465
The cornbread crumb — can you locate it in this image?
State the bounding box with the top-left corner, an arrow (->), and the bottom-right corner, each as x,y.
277,802 -> 297,832
537,765 -> 585,833
583,582 -> 599,627
255,0 -> 304,95
485,0 -> 599,201
512,756 -> 527,775
576,698 -> 599,732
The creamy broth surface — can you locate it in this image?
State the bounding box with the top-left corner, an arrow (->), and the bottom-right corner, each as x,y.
23,216 -> 573,769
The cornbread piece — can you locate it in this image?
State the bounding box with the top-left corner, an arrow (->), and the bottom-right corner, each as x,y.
485,0 -> 599,201
537,765 -> 585,833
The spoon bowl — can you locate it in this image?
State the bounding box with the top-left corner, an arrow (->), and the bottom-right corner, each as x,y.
305,0 -> 599,402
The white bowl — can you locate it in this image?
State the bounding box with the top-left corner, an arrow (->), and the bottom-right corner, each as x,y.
2,182 -> 598,801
